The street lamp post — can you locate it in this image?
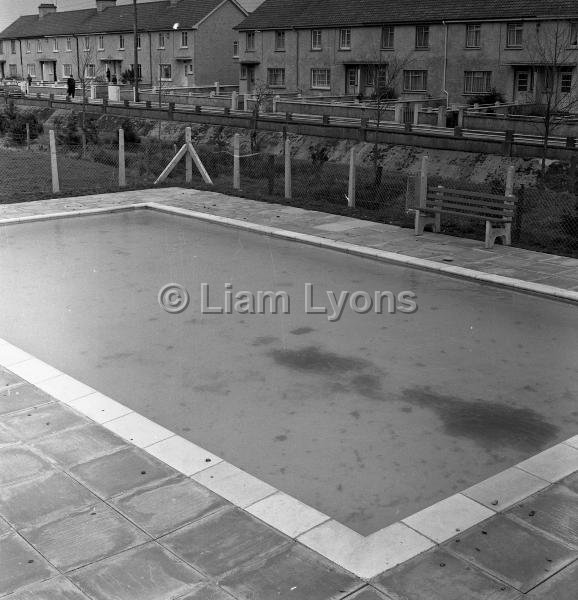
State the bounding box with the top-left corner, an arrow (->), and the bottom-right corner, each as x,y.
132,0 -> 139,102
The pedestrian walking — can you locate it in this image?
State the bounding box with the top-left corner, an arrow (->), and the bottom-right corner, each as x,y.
66,76 -> 75,100
26,73 -> 32,93
106,68 -> 111,82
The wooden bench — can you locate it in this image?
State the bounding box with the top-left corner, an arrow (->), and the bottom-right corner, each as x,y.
415,185 -> 517,249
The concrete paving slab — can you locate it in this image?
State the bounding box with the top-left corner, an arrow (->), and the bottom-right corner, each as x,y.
346,588 -> 390,600
35,375 -> 95,405
0,533 -> 59,596
8,359 -> 62,385
110,476 -> 228,538
102,412 -> 174,448
0,343 -> 32,368
176,583 -> 236,600
463,468 -> 550,511
0,445 -> 53,486
525,559 -> 578,599
447,515 -> 578,592
160,507 -> 290,578
0,516 -> 12,537
0,403 -> 90,442
0,471 -> 99,530
374,548 -> 521,600
3,576 -> 92,599
0,369 -> 23,390
0,385 -> 53,416
20,501 -> 150,572
560,471 -> 578,494
508,484 -> 578,548
220,544 -> 363,600
191,461 -> 276,508
69,542 -> 205,600
69,446 -> 177,499
30,424 -> 128,469
145,435 -> 222,476
517,445 -> 578,483
68,392 -> 133,423
0,427 -> 17,446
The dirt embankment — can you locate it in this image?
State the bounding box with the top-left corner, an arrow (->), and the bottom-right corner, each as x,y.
20,106 -> 546,187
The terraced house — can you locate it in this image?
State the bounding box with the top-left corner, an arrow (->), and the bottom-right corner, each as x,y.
0,0 -> 247,87
234,0 -> 578,106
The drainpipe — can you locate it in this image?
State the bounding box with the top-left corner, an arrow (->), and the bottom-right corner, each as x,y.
74,35 -> 81,80
294,27 -> 299,93
148,32 -> 153,87
442,21 -> 449,107
18,40 -> 24,79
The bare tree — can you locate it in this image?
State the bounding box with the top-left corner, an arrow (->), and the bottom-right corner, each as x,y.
76,42 -> 104,133
526,21 -> 578,171
250,79 -> 274,151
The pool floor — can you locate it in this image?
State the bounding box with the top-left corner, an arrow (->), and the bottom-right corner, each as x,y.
0,209 -> 576,535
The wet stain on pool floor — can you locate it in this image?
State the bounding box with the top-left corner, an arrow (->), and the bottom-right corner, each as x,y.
401,387 -> 561,452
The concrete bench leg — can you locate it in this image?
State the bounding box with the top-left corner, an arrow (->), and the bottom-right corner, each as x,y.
415,210 -> 440,235
485,221 -> 512,249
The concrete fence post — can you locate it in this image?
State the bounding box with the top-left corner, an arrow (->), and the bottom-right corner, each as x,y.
233,133 -> 240,190
505,165 -> 515,197
284,138 -> 292,199
273,94 -> 280,113
437,106 -> 447,127
243,94 -> 249,111
215,81 -> 220,95
118,128 -> 126,187
185,126 -> 193,184
231,90 -> 238,110
457,108 -> 464,128
49,130 -> 60,193
394,104 -> 403,124
347,147 -> 356,208
413,103 -> 420,126
419,155 -> 428,208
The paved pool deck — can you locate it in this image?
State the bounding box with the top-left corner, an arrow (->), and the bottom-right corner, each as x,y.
0,188 -> 577,600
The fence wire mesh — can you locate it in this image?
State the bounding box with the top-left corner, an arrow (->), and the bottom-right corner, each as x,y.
0,117 -> 576,257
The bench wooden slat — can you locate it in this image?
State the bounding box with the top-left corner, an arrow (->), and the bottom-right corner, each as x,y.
427,186 -> 514,202
422,207 -> 512,222
427,192 -> 517,208
424,199 -> 515,216
425,198 -> 515,213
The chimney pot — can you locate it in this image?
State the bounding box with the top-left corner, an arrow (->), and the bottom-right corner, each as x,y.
38,3 -> 57,18
96,0 -> 117,12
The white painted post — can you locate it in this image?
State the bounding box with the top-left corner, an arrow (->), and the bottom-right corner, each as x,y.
118,128 -> 126,187
273,94 -> 280,113
215,81 -> 220,95
347,147 -> 356,208
243,94 -> 249,111
231,90 -> 238,110
284,138 -> 292,199
505,165 -> 515,196
437,106 -> 447,127
419,155 -> 428,208
457,108 -> 464,127
49,130 -> 59,193
233,133 -> 240,190
413,103 -> 420,126
185,127 -> 193,184
394,103 -> 403,124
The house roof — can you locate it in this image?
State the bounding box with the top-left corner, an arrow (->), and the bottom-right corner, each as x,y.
234,0 -> 578,30
0,0 -> 247,39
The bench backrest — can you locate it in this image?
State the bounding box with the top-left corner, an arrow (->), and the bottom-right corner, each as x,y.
426,186 -> 517,219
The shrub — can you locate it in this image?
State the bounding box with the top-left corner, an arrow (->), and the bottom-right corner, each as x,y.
466,88 -> 505,106
0,104 -> 43,145
120,119 -> 140,144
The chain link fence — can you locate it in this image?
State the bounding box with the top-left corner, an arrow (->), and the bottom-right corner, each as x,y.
0,116 -> 576,257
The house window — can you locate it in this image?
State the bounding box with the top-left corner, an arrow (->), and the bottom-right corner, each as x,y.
98,35 -> 104,50
516,70 -> 531,92
506,23 -> 523,47
66,37 -> 72,51
233,40 -> 239,57
130,63 -> 142,79
63,63 -> 72,77
181,31 -> 188,48
561,68 -> 573,93
246,30 -> 255,51
376,65 -> 389,89
464,71 -> 492,93
415,26 -> 430,49
0,41 -> 3,55
311,29 -> 322,50
119,34 -> 125,50
9,64 -> 17,76
25,40 -> 31,53
52,38 -> 59,52
403,69 -> 427,91
27,64 -> 36,77
83,37 -> 90,51
187,64 -> 194,75
275,30 -> 285,51
311,68 -> 330,89
136,34 -> 142,49
466,24 -> 481,48
158,33 -> 166,49
570,23 -> 578,46
36,39 -> 43,53
267,67 -> 285,87
381,25 -> 394,49
160,63 -> 172,80
10,40 -> 16,54
85,64 -> 96,78
240,64 -> 248,79
339,28 -> 351,49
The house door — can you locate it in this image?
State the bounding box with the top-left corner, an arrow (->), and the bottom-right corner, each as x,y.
346,66 -> 358,95
247,66 -> 256,92
42,62 -> 56,82
513,68 -> 534,103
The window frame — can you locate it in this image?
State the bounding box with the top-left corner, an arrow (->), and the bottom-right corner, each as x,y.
25,40 -> 31,54
27,63 -> 36,77
97,35 -> 104,51
10,40 -> 16,54
85,63 -> 96,78
560,67 -> 573,93
158,32 -> 166,49
136,33 -> 142,49
463,70 -> 492,94
240,64 -> 248,79
233,40 -> 239,57
506,22 -> 523,48
267,67 -> 286,87
119,34 -> 125,50
465,24 -> 481,48
246,30 -> 255,51
311,67 -> 331,89
36,39 -> 43,53
9,63 -> 17,76
274,30 -> 286,51
63,63 -> 73,78
52,38 -> 59,52
311,29 -> 322,50
339,28 -> 351,50
160,63 -> 172,80
83,36 -> 90,52
415,25 -> 430,49
570,22 -> 578,47
403,69 -> 428,92
66,37 -> 72,52
381,25 -> 394,50
181,31 -> 188,48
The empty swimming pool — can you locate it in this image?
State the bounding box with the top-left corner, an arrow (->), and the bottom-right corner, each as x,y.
0,208 -> 576,535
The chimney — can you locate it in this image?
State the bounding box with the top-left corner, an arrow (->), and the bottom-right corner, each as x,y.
38,3 -> 57,18
170,0 -> 180,5
96,0 -> 116,12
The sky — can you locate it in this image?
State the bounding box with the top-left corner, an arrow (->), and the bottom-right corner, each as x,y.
0,0 -> 262,32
